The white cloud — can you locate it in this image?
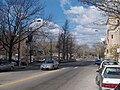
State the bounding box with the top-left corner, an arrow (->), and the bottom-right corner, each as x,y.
49,28 -> 62,35
30,18 -> 61,36
60,1 -> 107,46
75,25 -> 95,33
65,6 -> 85,14
65,6 -> 105,25
60,0 -> 70,8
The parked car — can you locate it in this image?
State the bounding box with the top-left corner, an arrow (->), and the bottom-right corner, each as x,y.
10,59 -> 19,66
97,60 -> 118,71
40,59 -> 59,70
95,59 -> 101,65
96,65 -> 120,90
38,58 -> 46,62
0,60 -> 15,71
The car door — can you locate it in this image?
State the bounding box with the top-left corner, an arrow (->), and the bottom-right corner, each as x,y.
99,66 -> 105,88
54,60 -> 59,68
0,62 -> 4,70
0,61 -> 7,70
53,60 -> 56,68
5,61 -> 11,70
2,61 -> 11,70
97,66 -> 104,86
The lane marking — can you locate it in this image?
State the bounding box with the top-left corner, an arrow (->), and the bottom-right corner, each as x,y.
74,67 -> 78,69
0,70 -> 59,87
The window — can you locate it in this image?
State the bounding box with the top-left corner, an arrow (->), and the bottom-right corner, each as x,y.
104,67 -> 120,76
117,20 -> 119,24
45,60 -> 54,63
106,49 -> 108,53
111,35 -> 113,39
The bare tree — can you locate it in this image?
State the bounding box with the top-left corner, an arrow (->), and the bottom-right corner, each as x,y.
57,20 -> 75,62
78,0 -> 120,16
78,0 -> 120,26
92,42 -> 106,59
75,44 -> 90,58
29,21 -> 58,61
0,0 -> 49,62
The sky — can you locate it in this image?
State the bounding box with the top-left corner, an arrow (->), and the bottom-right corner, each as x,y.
44,0 -> 108,46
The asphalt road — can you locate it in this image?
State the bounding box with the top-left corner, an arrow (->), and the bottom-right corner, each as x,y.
0,60 -> 99,90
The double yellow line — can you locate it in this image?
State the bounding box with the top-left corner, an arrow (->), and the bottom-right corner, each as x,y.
0,70 -> 57,87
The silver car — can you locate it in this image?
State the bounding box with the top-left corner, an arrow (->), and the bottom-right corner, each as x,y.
0,60 -> 14,71
96,65 -> 120,90
40,59 -> 59,70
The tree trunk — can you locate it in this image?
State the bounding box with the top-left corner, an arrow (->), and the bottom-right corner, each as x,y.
8,46 -> 13,61
58,50 -> 60,61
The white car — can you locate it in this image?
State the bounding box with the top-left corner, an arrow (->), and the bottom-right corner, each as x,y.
40,59 -> 59,70
98,60 -> 118,70
96,65 -> 120,90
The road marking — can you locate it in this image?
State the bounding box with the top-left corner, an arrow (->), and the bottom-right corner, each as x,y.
0,70 -> 59,87
61,68 -> 66,69
74,67 -> 78,69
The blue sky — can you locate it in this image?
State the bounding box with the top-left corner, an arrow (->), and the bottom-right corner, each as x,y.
44,0 -> 67,25
44,0 -> 107,46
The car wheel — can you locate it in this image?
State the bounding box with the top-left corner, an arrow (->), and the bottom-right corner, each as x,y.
52,65 -> 55,70
41,68 -> 43,70
57,65 -> 59,69
95,76 -> 100,85
10,66 -> 14,71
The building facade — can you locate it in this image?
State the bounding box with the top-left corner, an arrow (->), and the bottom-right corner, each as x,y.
105,16 -> 120,59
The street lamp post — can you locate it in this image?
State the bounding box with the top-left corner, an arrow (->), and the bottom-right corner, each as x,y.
18,35 -> 21,66
27,32 -> 33,63
50,38 -> 53,60
29,42 -> 32,63
17,31 -> 21,66
17,23 -> 22,66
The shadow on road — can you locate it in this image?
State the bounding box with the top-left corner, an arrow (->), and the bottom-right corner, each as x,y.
60,60 -> 95,68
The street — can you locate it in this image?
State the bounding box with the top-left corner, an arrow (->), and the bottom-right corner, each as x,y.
0,0 -> 119,90
0,60 -> 99,90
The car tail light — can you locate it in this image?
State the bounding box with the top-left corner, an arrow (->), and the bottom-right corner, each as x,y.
102,83 -> 118,88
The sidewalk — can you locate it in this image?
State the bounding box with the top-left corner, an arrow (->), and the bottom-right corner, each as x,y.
15,63 -> 41,71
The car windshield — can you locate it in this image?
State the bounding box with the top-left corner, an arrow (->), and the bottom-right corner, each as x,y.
45,60 -> 54,63
104,67 -> 120,78
103,61 -> 118,65
0,61 -> 9,64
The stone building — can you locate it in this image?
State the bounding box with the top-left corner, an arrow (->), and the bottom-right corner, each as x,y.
105,16 -> 120,60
